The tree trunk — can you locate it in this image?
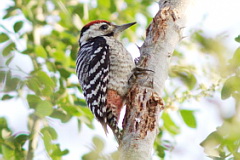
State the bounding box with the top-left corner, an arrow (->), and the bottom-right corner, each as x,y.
119,0 -> 190,159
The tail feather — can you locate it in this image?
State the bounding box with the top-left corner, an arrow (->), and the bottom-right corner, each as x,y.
106,108 -> 122,142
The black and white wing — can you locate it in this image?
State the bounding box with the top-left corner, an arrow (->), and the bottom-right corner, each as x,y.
76,37 -> 109,129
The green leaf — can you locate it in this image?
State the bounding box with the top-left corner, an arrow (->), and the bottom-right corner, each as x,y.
221,76 -> 240,100
51,144 -> 69,157
37,71 -> 55,90
1,94 -> 14,100
80,116 -> 94,129
191,31 -> 225,54
42,129 -> 52,152
0,117 -> 9,130
235,35 -> 240,43
26,77 -> 41,94
13,21 -> 23,33
35,100 -> 53,118
14,134 -> 29,146
2,43 -> 15,56
27,94 -> 42,108
162,112 -> 180,135
98,0 -> 110,8
178,72 -> 197,90
109,0 -> 117,12
74,99 -> 87,107
217,121 -> 240,142
52,50 -> 70,67
3,6 -> 17,19
27,71 -> 55,96
0,71 -> 6,82
41,127 -> 58,140
77,119 -> 82,132
229,48 -> 240,68
180,109 -> 197,128
200,131 -> 223,156
58,68 -> 71,79
2,145 -> 15,160
35,45 -> 47,58
82,151 -> 99,160
173,50 -> 183,57
50,110 -> 71,123
5,76 -> 20,92
92,136 -> 104,153
0,33 -> 9,43
170,66 -> 197,90
5,56 -> 14,66
62,105 -> 81,116
156,145 -> 166,158
200,131 -> 222,148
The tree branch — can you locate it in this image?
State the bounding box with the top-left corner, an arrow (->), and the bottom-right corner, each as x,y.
119,0 -> 190,159
26,116 -> 41,160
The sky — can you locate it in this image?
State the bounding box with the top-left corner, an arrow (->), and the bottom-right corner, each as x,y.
1,0 -> 240,160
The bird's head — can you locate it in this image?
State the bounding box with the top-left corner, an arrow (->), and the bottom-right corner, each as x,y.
79,20 -> 136,45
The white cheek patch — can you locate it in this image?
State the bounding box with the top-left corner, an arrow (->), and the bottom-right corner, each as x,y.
80,31 -> 90,45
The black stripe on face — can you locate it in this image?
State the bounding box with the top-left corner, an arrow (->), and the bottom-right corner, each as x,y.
105,32 -> 114,37
80,26 -> 90,38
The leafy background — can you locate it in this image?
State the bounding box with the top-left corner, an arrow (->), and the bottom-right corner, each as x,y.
0,0 -> 240,159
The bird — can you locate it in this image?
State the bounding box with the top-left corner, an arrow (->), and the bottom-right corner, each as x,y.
76,20 -> 136,141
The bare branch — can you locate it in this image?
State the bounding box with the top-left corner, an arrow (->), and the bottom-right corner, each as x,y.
119,0 -> 190,159
26,116 -> 41,160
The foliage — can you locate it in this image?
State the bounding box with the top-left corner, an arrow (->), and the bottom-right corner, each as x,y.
201,37 -> 240,160
0,0 -> 239,159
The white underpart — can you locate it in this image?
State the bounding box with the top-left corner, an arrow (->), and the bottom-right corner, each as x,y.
103,36 -> 135,96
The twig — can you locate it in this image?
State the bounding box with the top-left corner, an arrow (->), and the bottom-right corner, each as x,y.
26,116 -> 41,160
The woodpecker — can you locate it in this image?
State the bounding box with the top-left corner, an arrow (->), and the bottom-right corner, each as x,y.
76,20 -> 135,141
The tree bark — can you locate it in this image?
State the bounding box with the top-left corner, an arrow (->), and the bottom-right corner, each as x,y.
119,0 -> 190,159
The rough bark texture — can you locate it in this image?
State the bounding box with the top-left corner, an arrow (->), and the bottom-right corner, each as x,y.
119,0 -> 190,159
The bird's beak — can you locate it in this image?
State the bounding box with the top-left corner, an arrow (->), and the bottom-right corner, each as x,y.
114,22 -> 136,35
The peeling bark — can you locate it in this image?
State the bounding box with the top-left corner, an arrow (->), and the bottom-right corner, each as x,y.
123,85 -> 164,138
119,0 -> 190,159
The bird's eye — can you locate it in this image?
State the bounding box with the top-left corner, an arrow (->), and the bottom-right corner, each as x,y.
100,24 -> 108,30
